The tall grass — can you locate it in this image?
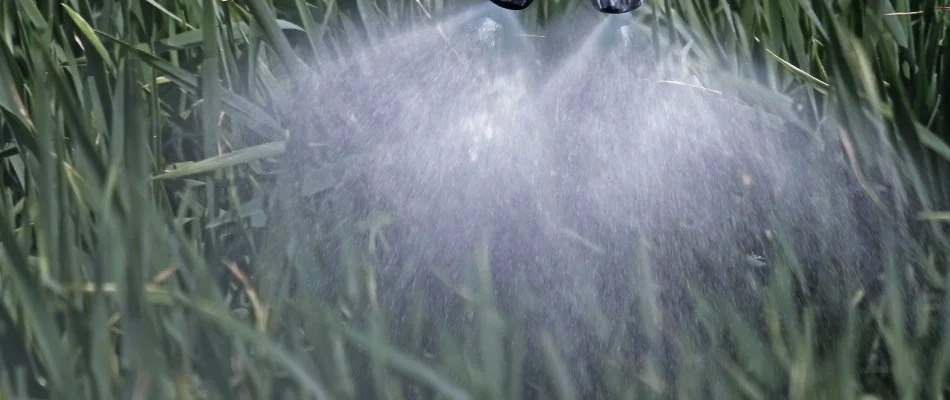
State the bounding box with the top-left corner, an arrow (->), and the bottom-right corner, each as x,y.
0,0 -> 947,399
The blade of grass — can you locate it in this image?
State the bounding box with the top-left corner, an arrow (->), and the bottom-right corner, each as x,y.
63,5 -> 115,72
152,140 -> 285,180
176,295 -> 331,399
337,318 -> 472,400
245,0 -> 307,72
98,32 -> 286,140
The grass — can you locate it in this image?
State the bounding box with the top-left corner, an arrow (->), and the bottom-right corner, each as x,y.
0,0 -> 948,399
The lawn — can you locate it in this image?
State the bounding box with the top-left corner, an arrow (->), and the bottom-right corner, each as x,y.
0,0 -> 948,399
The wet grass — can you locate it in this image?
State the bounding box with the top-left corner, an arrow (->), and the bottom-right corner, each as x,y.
0,0 -> 948,399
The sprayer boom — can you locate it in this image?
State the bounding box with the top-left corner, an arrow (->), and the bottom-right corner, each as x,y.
490,0 -> 644,13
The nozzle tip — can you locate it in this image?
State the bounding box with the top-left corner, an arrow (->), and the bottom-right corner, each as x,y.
591,0 -> 644,13
489,0 -> 533,10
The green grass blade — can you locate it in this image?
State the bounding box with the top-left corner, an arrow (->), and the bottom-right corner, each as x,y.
540,332 -> 577,400
177,295 -> 332,399
99,31 -> 286,140
245,0 -> 307,72
0,216 -> 75,396
63,5 -> 115,72
153,140 -> 285,180
339,320 -> 472,400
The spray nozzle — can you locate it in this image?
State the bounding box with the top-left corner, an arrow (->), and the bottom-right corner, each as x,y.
490,0 -> 644,13
590,0 -> 644,13
490,0 -> 533,10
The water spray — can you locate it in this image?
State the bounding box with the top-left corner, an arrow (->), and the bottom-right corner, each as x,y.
272,5 -> 901,398
490,0 -> 645,13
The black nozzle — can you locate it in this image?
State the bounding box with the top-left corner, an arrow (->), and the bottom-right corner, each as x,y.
490,0 -> 534,10
590,0 -> 644,13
